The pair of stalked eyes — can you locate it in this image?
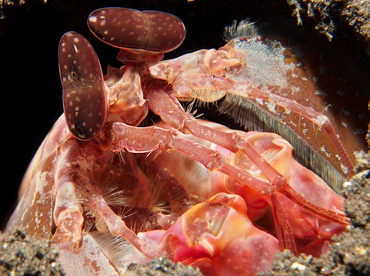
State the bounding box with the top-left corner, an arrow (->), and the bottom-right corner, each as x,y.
59,7 -> 186,140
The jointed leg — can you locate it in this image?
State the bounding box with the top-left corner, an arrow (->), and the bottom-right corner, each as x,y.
144,77 -> 355,178
52,174 -> 84,250
111,120 -> 349,254
111,121 -> 349,225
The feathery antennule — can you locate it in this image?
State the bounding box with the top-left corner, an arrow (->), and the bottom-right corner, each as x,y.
218,93 -> 346,191
90,231 -> 148,273
223,19 -> 258,42
139,153 -> 195,215
145,149 -> 162,160
132,174 -> 172,215
185,97 -> 219,114
92,176 -> 128,207
101,184 -> 128,207
116,149 -> 127,165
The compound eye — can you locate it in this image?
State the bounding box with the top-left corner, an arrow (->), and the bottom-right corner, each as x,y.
59,31 -> 108,140
87,7 -> 186,54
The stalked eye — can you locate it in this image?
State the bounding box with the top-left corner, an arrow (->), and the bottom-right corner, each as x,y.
58,31 -> 108,141
87,7 -> 186,54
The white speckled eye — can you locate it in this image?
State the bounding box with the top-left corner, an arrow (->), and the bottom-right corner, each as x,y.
87,7 -> 186,54
58,31 -> 108,140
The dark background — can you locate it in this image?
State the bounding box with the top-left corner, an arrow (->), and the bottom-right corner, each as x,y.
1,0 -> 369,227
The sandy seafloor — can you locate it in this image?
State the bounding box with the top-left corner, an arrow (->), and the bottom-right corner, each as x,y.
0,0 -> 369,275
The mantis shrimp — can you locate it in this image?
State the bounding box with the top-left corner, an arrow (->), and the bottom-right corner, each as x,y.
6,7 -> 367,275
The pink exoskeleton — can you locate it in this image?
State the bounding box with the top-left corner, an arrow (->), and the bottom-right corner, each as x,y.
6,7 -> 366,276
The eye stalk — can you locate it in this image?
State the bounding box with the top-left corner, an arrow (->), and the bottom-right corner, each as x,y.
58,31 -> 108,140
87,7 -> 186,62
